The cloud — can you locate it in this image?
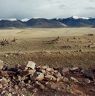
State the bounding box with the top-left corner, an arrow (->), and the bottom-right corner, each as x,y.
86,7 -> 95,10
0,0 -> 95,19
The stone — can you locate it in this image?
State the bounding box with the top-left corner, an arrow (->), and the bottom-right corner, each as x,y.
84,79 -> 91,83
46,68 -> 54,72
0,77 -> 9,84
36,73 -> 44,81
57,77 -> 63,82
71,77 -> 79,83
63,77 -> 69,82
55,72 -> 63,82
8,93 -> 12,96
0,60 -> 4,69
28,69 -> 35,76
36,81 -> 45,90
26,61 -> 36,70
42,65 -> 49,70
5,54 -> 8,57
0,71 -> 9,77
45,75 -> 56,81
50,83 -> 58,89
56,72 -> 62,77
62,68 -> 69,74
82,69 -> 94,80
70,67 -> 79,71
41,69 -> 46,74
18,76 -> 22,81
15,85 -> 19,90
0,84 -> 2,89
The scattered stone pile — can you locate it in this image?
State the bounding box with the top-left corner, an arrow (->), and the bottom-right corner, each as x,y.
0,60 -> 95,96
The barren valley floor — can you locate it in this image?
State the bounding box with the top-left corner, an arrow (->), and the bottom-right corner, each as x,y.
0,28 -> 95,68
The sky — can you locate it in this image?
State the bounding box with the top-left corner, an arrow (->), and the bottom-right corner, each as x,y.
0,0 -> 95,19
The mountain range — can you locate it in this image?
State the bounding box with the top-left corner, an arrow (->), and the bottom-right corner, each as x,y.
0,16 -> 95,28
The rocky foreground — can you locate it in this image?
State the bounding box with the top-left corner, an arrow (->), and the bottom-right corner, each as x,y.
0,60 -> 95,96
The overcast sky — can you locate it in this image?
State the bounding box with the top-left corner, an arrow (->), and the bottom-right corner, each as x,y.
0,0 -> 95,19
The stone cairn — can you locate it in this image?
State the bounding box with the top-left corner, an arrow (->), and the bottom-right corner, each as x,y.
0,60 -> 95,96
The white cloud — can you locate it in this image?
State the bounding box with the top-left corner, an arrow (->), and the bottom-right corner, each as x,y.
0,0 -> 95,19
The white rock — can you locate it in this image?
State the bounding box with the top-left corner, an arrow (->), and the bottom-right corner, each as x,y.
70,67 -> 79,71
84,79 -> 91,83
0,60 -> 4,69
29,69 -> 35,76
36,73 -> 44,81
26,61 -> 36,70
71,77 -> 79,83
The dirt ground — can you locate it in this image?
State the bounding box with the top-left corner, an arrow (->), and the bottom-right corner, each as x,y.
0,28 -> 95,69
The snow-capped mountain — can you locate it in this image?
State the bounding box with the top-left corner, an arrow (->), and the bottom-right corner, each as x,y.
0,16 -> 95,28
0,18 -> 17,21
72,16 -> 89,20
59,16 -> 95,27
21,18 -> 30,22
7,18 -> 17,21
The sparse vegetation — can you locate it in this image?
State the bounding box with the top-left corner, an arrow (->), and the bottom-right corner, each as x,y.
0,28 -> 95,69
0,28 -> 95,95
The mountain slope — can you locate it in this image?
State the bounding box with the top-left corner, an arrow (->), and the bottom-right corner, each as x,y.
26,18 -> 66,28
0,20 -> 26,28
0,17 -> 95,28
59,17 -> 95,27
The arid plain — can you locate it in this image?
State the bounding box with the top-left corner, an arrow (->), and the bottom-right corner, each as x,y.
0,28 -> 95,68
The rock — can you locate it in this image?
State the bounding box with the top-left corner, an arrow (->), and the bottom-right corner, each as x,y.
55,72 -> 62,77
46,68 -> 54,72
26,61 -> 36,70
62,68 -> 69,75
70,67 -> 79,71
28,69 -> 35,76
5,54 -> 8,57
0,71 -> 9,77
41,69 -> 46,74
36,81 -> 45,90
0,83 -> 2,88
57,77 -> 63,82
0,77 -> 9,84
45,75 -> 56,81
55,72 -> 63,82
17,76 -> 21,81
70,77 -> 79,83
42,65 -> 49,70
2,65 -> 8,71
0,60 -> 4,70
0,62 -> 95,95
50,83 -> 58,90
36,73 -> 44,81
8,93 -> 12,96
82,69 -> 94,80
63,77 -> 69,82
84,79 -> 91,83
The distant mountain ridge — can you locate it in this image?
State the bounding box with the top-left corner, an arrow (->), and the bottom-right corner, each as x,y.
0,16 -> 95,28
